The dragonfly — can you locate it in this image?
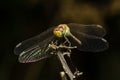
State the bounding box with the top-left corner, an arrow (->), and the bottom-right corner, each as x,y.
14,23 -> 108,63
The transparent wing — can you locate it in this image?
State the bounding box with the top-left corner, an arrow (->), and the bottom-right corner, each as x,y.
68,31 -> 108,52
67,23 -> 106,37
18,40 -> 54,63
14,27 -> 55,55
14,27 -> 55,63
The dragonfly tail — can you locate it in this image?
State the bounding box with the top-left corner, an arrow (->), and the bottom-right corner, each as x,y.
69,33 -> 82,45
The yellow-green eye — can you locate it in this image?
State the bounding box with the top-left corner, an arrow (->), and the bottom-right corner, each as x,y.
53,30 -> 62,37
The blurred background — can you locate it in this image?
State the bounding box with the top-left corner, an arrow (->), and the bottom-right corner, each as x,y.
0,0 -> 120,80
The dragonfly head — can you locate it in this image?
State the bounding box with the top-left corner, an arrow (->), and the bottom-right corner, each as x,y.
53,24 -> 70,37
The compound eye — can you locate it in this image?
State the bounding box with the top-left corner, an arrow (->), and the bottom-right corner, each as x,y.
53,30 -> 62,37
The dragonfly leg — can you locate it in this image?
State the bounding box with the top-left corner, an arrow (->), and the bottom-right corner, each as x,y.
49,40 -> 59,49
51,39 -> 58,45
63,36 -> 73,53
62,40 -> 67,45
64,36 -> 71,47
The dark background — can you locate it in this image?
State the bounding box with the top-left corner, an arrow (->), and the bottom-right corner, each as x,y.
0,0 -> 120,80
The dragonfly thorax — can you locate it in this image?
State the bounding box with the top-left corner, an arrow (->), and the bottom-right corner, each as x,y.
53,24 -> 70,37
